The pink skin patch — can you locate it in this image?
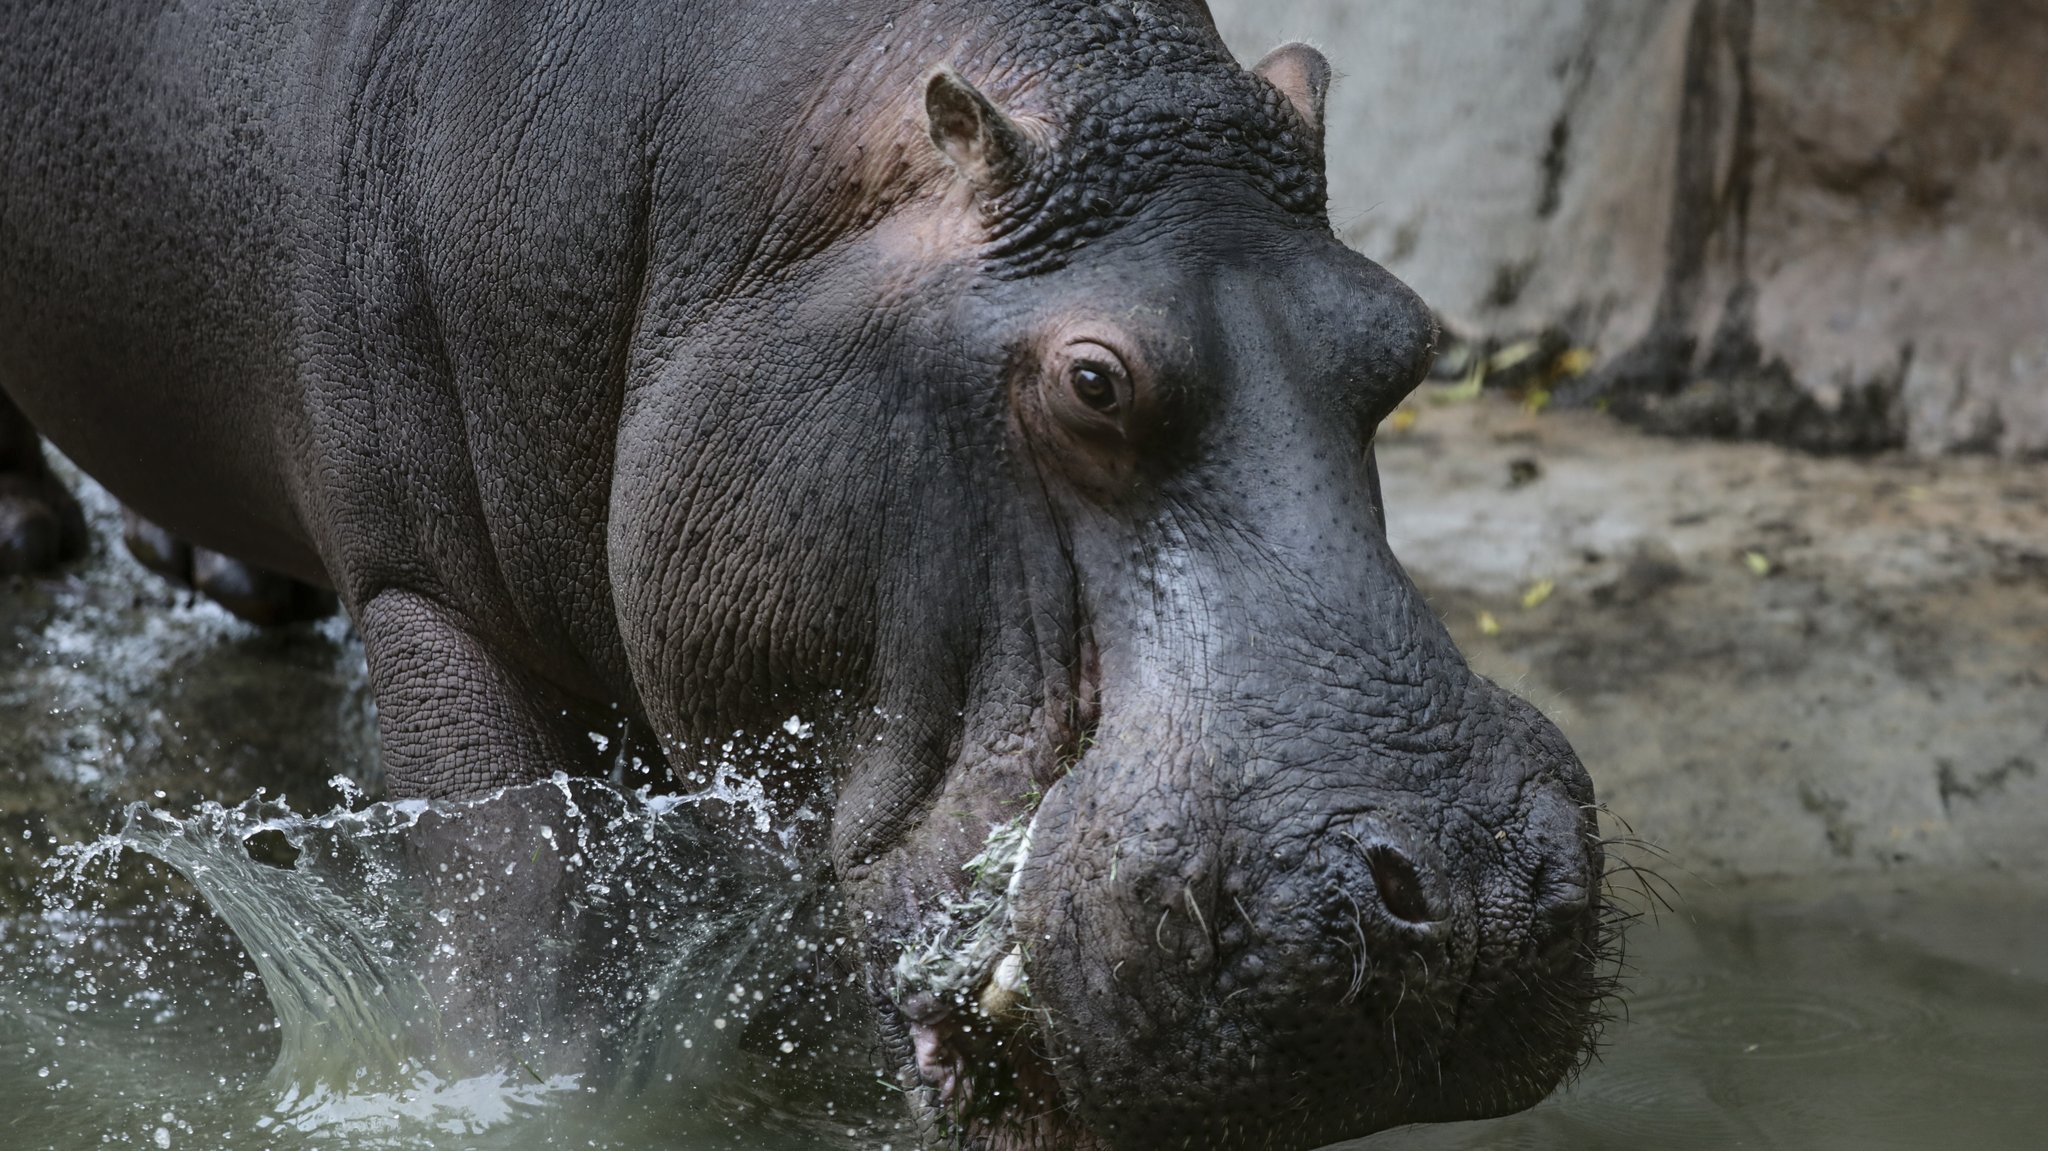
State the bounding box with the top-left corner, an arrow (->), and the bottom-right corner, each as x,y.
912,1021 -> 962,1101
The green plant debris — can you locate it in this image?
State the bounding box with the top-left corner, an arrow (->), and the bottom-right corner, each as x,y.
1429,334 -> 1596,406
1557,347 -> 1597,377
1431,358 -> 1487,405
1488,339 -> 1542,373
1744,550 -> 1774,577
1520,578 -> 1557,610
893,816 -> 1034,1013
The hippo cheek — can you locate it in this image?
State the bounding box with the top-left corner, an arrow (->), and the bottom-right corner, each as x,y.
1000,755 -> 1609,1151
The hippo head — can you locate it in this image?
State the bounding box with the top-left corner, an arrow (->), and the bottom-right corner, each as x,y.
613,4 -> 1612,1147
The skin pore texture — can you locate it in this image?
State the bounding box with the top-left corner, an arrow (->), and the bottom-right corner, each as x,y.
0,2 -> 1614,1148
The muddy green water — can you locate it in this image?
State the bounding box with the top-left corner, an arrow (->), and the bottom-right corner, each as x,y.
2,787 -> 2042,1151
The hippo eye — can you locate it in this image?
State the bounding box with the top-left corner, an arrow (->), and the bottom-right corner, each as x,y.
1068,359 -> 1126,415
1039,339 -> 1140,446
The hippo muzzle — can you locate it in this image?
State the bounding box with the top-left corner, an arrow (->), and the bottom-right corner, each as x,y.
1009,690 -> 1606,1149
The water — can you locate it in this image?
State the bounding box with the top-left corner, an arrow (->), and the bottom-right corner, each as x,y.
2,777 -> 2042,1151
1373,877 -> 2048,1151
2,775 -> 918,1150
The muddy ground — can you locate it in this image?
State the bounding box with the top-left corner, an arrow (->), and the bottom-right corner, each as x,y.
1380,392 -> 2048,883
3,400 -> 2045,911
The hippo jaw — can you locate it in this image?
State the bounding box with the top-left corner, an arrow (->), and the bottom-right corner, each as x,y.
849,501 -> 1616,1149
873,632 -> 1614,1151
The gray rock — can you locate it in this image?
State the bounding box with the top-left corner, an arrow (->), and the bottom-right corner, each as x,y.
1213,0 -> 2048,457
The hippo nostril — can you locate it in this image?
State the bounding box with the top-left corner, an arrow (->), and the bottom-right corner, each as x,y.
1364,845 -> 1436,925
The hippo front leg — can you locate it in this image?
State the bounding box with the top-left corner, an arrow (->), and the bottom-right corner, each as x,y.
353,587 -> 631,1072
355,588 -> 612,796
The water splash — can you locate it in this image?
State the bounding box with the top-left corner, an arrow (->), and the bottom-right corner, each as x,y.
102,793 -> 443,1097
22,739 -> 912,1149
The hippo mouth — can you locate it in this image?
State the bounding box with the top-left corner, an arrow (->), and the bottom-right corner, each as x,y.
881,787 -> 1627,1151
873,612 -> 1112,1145
868,581 -> 1627,1148
886,813 -> 1082,1145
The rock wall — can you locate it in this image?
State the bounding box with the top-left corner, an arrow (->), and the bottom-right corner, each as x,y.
1209,0 -> 2048,456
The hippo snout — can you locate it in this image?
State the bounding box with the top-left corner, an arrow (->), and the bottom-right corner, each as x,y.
992,717 -> 1606,1151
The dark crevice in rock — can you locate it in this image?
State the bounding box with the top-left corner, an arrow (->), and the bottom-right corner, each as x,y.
1603,283 -> 1908,454
1537,11 -> 1603,221
1937,756 -> 2040,814
1536,114 -> 1571,220
1483,258 -> 1536,310
1563,0 -> 1905,456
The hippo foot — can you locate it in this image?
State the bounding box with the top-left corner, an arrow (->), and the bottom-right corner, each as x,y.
122,508 -> 338,626
0,393 -> 91,575
0,474 -> 89,576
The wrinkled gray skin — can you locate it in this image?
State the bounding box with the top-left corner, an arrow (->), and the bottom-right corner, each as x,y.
0,1 -> 1609,1147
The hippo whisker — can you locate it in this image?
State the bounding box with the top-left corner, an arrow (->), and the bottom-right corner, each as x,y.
1231,892 -> 1258,934
1180,882 -> 1212,952
1340,891 -> 1370,1006
1603,854 -> 1682,917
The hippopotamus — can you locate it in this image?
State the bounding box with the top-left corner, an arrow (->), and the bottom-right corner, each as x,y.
0,1 -> 1612,1146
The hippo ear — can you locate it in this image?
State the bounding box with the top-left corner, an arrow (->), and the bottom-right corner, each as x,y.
1255,42 -> 1332,139
925,68 -> 1030,193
